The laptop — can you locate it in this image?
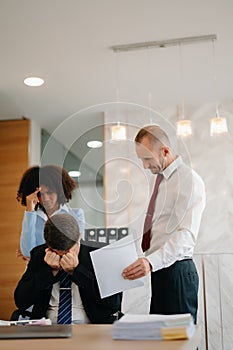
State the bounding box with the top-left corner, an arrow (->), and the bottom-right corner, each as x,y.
0,324 -> 72,339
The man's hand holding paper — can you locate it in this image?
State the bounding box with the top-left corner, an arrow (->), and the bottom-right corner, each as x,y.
122,257 -> 151,280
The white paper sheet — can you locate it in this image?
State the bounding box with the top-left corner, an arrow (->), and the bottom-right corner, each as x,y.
90,235 -> 144,298
0,318 -> 52,326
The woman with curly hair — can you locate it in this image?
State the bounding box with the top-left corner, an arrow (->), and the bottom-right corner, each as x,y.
17,164 -> 85,258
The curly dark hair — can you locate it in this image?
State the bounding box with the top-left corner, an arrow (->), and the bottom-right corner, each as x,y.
17,165 -> 77,206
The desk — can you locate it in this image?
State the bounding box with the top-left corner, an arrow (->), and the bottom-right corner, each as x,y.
0,324 -> 200,350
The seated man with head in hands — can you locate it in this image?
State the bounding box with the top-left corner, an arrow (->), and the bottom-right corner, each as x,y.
14,213 -> 122,324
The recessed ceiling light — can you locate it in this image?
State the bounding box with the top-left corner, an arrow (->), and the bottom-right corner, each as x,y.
87,140 -> 103,148
24,76 -> 45,87
68,170 -> 81,178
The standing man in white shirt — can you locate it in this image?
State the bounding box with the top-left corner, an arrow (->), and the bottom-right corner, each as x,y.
122,124 -> 206,323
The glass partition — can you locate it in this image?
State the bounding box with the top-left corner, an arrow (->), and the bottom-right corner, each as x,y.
41,126 -> 104,228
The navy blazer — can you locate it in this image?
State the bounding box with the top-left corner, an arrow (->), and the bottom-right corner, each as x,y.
14,242 -> 122,324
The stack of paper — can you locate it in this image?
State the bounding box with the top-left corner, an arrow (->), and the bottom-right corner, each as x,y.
160,314 -> 195,340
112,313 -> 195,340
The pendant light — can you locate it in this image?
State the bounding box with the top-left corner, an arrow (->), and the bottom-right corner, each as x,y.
210,39 -> 228,136
176,43 -> 192,137
111,52 -> 126,141
111,121 -> 126,140
210,108 -> 228,136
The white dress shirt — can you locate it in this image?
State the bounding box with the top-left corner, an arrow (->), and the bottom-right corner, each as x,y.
145,156 -> 206,272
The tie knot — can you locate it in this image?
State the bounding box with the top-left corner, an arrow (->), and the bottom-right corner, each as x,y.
157,173 -> 163,182
152,173 -> 163,195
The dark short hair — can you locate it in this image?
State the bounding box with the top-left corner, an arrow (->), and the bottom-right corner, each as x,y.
44,213 -> 80,251
135,124 -> 170,147
17,165 -> 77,206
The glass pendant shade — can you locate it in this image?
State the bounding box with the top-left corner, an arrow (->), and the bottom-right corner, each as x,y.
111,123 -> 126,141
176,119 -> 192,137
210,116 -> 228,136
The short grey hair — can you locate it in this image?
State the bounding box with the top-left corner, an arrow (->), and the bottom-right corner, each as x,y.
134,124 -> 170,147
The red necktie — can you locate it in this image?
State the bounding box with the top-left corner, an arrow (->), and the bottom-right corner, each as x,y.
141,174 -> 163,252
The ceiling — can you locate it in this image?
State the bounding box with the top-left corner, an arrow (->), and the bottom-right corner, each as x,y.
0,0 -> 233,143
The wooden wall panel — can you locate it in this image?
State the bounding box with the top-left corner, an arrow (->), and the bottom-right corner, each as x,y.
0,119 -> 29,319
